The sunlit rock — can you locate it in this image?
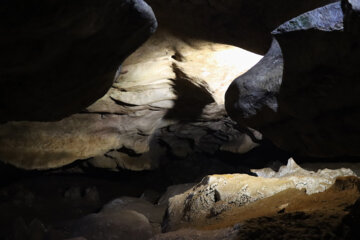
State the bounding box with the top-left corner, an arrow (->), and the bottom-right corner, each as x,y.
252,158 -> 356,194
165,159 -> 356,231
0,30 -> 261,170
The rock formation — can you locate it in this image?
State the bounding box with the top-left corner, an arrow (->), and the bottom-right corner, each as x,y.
164,158 -> 356,231
226,1 -> 360,157
0,0 -> 157,122
2,1 -> 360,240
0,30 -> 261,170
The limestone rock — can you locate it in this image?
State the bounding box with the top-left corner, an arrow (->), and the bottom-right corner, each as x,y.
165,159 -> 355,231
0,0 -> 157,122
0,30 -> 261,170
226,2 -> 360,157
251,158 -> 356,194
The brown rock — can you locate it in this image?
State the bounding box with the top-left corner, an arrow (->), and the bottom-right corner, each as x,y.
0,30 -> 260,170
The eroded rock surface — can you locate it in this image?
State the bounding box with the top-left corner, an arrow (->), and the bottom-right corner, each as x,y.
165,159 -> 356,231
0,0 -> 157,122
0,30 -> 261,170
226,2 -> 360,157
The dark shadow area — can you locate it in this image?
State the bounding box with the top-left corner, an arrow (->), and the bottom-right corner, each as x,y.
163,63 -> 214,122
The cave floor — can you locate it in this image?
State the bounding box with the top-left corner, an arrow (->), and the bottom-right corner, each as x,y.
1,160 -> 360,239
180,177 -> 360,239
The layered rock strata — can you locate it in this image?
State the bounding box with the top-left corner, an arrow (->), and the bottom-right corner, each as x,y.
0,30 -> 262,170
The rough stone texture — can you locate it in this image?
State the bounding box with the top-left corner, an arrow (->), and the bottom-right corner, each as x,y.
252,158 -> 356,194
0,30 -> 261,170
0,0 -> 157,122
147,0 -> 336,54
226,2 -> 360,157
165,159 -> 355,231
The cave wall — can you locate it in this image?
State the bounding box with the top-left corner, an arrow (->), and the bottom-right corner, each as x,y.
0,30 -> 261,170
226,1 -> 360,157
1,0 -> 357,171
0,0 -> 157,122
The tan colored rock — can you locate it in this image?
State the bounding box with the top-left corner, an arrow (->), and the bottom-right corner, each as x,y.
0,30 -> 261,170
252,158 -> 356,194
165,159 -> 356,231
158,176 -> 360,239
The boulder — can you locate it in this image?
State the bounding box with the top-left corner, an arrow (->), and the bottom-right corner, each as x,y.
0,0 -> 157,122
164,158 -> 355,231
226,2 -> 360,157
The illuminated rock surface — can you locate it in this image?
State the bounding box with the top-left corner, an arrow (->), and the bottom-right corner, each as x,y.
164,159 -> 356,231
0,30 -> 261,170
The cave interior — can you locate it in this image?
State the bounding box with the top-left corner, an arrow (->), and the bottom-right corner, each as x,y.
1,0 -> 360,239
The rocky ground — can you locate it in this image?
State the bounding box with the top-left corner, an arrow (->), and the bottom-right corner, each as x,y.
2,156 -> 360,240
